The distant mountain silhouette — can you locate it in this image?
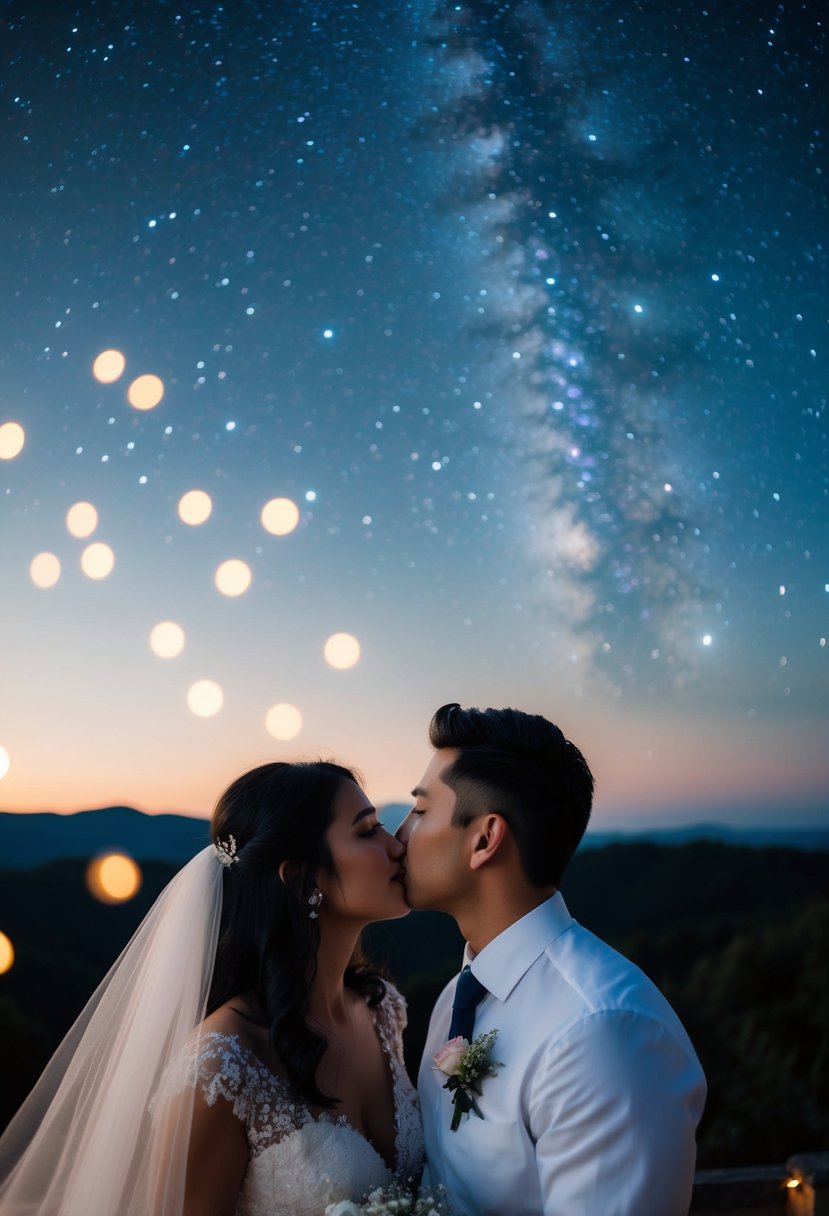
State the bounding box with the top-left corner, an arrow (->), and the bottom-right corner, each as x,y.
0,805 -> 827,869
0,807 -> 210,867
579,823 -> 829,850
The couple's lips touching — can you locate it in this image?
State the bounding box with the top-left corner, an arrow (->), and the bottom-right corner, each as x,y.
391,864 -> 407,884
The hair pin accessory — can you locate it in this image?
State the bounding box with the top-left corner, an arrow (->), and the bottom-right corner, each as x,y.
214,835 -> 239,867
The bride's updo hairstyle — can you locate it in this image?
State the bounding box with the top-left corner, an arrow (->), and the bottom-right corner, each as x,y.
207,761 -> 385,1107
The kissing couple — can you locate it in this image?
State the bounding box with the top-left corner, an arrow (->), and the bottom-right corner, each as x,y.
0,703 -> 705,1215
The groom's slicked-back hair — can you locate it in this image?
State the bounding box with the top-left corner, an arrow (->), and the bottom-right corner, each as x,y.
429,702 -> 594,888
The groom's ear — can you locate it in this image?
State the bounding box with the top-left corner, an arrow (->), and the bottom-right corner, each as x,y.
468,814 -> 508,870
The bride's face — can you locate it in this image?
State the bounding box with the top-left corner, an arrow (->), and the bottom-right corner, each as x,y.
317,779 -> 409,924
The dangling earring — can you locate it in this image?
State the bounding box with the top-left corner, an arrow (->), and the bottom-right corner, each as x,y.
308,889 -> 323,919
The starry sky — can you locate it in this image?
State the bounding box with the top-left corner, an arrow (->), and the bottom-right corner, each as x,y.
1,0 -> 826,828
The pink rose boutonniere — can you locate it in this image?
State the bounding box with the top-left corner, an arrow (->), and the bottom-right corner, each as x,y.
433,1029 -> 502,1132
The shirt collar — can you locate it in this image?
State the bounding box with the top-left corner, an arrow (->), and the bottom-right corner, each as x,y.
463,892 -> 573,1003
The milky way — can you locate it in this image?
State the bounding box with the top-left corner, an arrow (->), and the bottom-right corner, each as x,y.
419,1 -> 826,698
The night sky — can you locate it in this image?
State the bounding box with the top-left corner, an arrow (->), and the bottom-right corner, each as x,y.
1,0 -> 826,826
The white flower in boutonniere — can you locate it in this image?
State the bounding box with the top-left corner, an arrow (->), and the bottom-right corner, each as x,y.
433,1029 -> 502,1132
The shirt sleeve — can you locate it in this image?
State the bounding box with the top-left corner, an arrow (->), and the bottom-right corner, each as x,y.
529,1010 -> 706,1216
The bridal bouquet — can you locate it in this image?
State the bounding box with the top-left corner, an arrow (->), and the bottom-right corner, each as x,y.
325,1182 -> 448,1215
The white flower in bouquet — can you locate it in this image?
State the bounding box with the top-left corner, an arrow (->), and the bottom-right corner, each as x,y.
325,1181 -> 449,1215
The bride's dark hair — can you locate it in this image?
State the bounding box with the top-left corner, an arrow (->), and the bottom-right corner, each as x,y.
207,761 -> 386,1108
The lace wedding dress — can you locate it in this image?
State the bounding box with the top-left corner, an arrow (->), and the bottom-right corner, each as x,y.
155,984 -> 424,1216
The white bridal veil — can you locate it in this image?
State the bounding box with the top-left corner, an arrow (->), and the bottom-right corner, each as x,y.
0,845 -> 223,1215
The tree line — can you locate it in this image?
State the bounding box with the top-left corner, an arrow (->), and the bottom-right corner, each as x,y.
1,840 -> 827,1166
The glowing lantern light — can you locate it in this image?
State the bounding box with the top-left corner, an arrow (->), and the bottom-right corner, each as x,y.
81,542 -> 115,580
30,552 -> 61,588
149,621 -> 186,658
187,679 -> 223,717
324,632 -> 361,670
92,349 -> 126,383
261,497 -> 300,536
214,559 -> 251,597
0,931 -> 14,975
66,500 -> 99,538
0,421 -> 25,460
0,746 -> 9,780
86,853 -> 142,904
127,374 -> 164,410
265,703 -> 303,741
177,489 -> 213,525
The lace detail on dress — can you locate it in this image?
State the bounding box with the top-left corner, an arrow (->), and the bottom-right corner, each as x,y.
373,985 -> 424,1185
178,1033 -> 317,1157
153,983 -> 424,1216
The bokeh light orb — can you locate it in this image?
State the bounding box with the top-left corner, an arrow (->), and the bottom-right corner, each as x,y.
214,559 -> 252,597
177,489 -> 212,525
0,746 -> 9,780
66,500 -> 99,538
86,853 -> 143,904
0,931 -> 14,975
261,497 -> 300,536
0,421 -> 25,460
92,349 -> 126,384
187,679 -> 223,717
324,632 -> 361,670
81,542 -> 115,580
149,621 -> 186,658
265,703 -> 303,741
127,374 -> 165,410
30,552 -> 61,588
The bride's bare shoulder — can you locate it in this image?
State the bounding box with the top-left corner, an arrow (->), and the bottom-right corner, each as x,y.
196,999 -> 281,1071
199,1000 -> 256,1037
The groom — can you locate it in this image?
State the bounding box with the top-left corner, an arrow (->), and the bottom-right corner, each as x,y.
397,703 -> 706,1216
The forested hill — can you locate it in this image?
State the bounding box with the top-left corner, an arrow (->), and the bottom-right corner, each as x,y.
1,839 -> 827,1168
561,837 -> 828,938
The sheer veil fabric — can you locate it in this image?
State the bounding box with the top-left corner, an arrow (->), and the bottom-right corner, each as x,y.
0,845 -> 223,1215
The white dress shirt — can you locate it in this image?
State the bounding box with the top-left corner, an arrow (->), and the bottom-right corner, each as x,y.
419,893 -> 706,1216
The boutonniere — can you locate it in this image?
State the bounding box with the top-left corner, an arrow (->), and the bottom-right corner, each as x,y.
433,1029 -> 502,1132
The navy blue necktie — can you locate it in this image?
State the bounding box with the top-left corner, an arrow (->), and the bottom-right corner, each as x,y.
448,966 -> 488,1042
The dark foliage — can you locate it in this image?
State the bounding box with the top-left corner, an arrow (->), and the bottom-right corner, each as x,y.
1,841 -> 827,1166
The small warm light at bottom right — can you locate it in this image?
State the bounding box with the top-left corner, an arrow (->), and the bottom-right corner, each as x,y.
786,1178 -> 800,1189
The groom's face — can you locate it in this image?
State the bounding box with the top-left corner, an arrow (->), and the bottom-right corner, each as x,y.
396,748 -> 473,912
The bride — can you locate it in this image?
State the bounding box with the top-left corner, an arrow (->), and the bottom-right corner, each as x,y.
0,760 -> 424,1215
